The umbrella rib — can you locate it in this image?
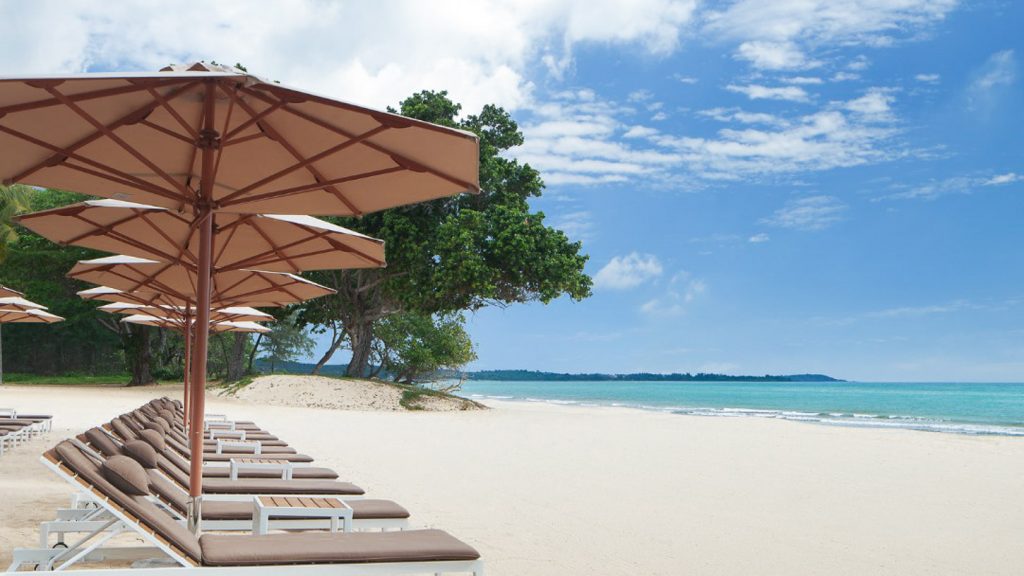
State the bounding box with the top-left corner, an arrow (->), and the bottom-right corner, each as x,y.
42,85 -> 191,198
61,213 -> 183,264
221,166 -> 404,209
0,124 -> 181,202
211,213 -> 246,268
139,119 -> 195,145
221,100 -> 282,142
244,218 -> 301,272
138,211 -> 199,266
0,78 -> 189,116
218,88 -> 369,214
243,86 -> 480,193
1,81 -> 200,192
146,86 -> 200,140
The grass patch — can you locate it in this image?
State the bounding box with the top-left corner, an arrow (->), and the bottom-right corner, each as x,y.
1,373 -> 132,386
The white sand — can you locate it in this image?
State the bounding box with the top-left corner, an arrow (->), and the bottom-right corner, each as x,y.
232,374 -> 480,411
1,383 -> 1023,575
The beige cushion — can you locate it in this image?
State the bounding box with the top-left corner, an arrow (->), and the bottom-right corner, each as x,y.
144,420 -> 169,435
101,455 -> 150,496
139,429 -> 166,452
85,427 -> 122,457
199,529 -> 480,566
123,440 -> 159,469
158,409 -> 177,426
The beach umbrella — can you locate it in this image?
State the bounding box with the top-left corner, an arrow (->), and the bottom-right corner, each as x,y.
212,320 -> 271,334
120,314 -> 269,333
69,256 -> 336,307
0,285 -> 25,298
0,307 -> 63,385
17,199 -> 386,273
97,302 -> 273,323
0,296 -> 47,312
0,62 -> 480,528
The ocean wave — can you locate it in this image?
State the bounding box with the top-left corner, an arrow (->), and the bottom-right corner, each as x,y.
468,394 -> 1024,437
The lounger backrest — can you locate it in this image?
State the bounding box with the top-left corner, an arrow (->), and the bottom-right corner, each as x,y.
110,417 -> 138,441
50,441 -> 201,563
85,427 -> 123,457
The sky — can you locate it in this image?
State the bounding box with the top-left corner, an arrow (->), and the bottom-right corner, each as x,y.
2,0 -> 1023,381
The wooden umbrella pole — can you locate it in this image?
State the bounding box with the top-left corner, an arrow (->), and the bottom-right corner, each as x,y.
182,308 -> 191,434
187,79 -> 218,534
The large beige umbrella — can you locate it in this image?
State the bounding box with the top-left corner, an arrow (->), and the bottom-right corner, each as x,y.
0,306 -> 64,385
0,62 -> 479,527
70,255 -> 335,307
0,296 -> 47,312
98,302 -> 272,323
0,285 -> 25,298
17,199 -> 386,273
121,314 -> 269,333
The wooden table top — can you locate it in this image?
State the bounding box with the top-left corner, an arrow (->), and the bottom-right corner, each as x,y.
257,496 -> 344,509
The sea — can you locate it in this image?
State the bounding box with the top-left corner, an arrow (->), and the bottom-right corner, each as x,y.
459,380 -> 1024,437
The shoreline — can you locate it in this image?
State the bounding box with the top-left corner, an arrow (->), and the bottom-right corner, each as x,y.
1,384 -> 1023,575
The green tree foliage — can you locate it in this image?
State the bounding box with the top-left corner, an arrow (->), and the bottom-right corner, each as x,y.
372,312 -> 476,384
0,184 -> 31,262
258,312 -> 315,373
300,91 -> 592,376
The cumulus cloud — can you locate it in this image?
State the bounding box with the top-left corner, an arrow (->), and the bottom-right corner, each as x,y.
726,83 -> 810,102
593,252 -> 663,290
762,196 -> 847,231
0,0 -> 698,114
705,0 -> 958,74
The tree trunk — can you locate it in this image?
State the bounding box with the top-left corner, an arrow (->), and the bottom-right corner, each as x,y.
246,333 -> 263,374
312,324 -> 346,375
345,320 -> 374,378
225,333 -> 248,381
126,326 -> 154,387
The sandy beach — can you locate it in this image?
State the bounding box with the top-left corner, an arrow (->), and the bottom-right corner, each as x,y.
1,383 -> 1022,575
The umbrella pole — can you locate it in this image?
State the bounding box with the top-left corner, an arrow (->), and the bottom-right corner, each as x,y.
187,80 -> 218,534
182,311 -> 192,434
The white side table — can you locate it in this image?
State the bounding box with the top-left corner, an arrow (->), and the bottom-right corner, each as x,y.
252,496 -> 352,535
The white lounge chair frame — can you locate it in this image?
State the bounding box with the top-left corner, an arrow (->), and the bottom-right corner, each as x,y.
10,455 -> 480,575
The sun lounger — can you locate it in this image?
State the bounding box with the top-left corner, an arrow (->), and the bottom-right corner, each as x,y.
9,441 -> 481,574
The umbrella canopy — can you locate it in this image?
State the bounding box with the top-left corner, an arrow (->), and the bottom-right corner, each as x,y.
121,314 -> 269,333
0,63 -> 479,216
17,199 -> 386,273
0,63 -> 479,525
0,308 -> 63,323
98,302 -> 272,323
0,296 -> 47,312
0,285 -> 25,298
70,256 -> 335,307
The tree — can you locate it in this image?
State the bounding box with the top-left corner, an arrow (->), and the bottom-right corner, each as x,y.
0,184 -> 31,262
258,313 -> 315,373
372,312 -> 476,384
299,91 -> 592,376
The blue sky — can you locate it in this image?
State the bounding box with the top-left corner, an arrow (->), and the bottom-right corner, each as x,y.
4,0 -> 1023,380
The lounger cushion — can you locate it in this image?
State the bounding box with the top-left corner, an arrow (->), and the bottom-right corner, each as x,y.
154,416 -> 174,432
199,529 -> 480,566
102,455 -> 150,496
201,478 -> 365,495
201,498 -> 409,521
85,427 -> 122,457
201,465 -> 339,480
144,420 -> 169,435
158,409 -> 178,425
123,440 -> 159,469
140,429 -> 166,451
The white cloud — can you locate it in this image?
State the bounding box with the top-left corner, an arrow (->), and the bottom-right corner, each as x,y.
831,71 -> 861,82
784,76 -> 824,85
726,83 -> 810,102
0,0 -> 698,115
623,125 -> 660,139
845,88 -> 895,121
674,75 -> 699,84
552,210 -> 595,242
968,50 -> 1017,111
705,0 -> 958,74
915,73 -> 940,83
593,252 -> 663,290
640,273 -> 706,316
735,40 -> 818,70
985,173 -> 1022,186
656,93 -> 903,180
748,233 -> 771,243
762,195 -> 846,231
878,172 -> 1022,201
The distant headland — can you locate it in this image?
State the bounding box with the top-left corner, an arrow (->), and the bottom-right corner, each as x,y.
465,370 -> 844,382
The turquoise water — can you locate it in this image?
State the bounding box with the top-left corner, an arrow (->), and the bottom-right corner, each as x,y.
460,380 -> 1024,436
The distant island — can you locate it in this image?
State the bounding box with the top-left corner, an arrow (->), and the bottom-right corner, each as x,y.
464,370 -> 844,382
254,361 -> 842,383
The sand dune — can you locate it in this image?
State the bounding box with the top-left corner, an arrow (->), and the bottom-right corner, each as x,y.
1,383 -> 1022,575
